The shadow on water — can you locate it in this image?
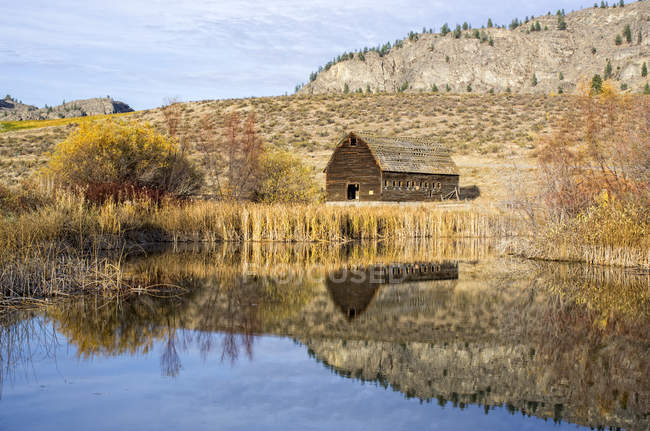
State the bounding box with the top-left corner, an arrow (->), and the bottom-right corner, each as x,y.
0,239 -> 648,429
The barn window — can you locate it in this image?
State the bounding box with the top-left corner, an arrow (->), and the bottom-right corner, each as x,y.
350,137 -> 357,146
399,181 -> 403,187
385,180 -> 389,187
392,180 -> 396,187
437,182 -> 442,190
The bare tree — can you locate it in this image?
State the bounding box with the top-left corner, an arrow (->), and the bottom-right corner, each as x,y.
194,111 -> 264,200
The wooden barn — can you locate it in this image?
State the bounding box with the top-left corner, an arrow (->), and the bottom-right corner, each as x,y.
324,132 -> 459,202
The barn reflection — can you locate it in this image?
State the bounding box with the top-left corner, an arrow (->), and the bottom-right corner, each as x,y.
326,262 -> 458,319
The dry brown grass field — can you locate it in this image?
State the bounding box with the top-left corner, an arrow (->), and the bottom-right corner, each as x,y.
0,93 -> 569,204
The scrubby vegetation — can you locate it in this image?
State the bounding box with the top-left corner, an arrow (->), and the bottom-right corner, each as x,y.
45,120 -> 204,200
507,81 -> 649,267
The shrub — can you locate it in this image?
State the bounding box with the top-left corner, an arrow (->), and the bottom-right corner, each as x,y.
255,150 -> 321,203
591,74 -> 604,95
615,34 -> 622,45
45,120 -> 204,200
623,24 -> 632,43
604,60 -> 613,79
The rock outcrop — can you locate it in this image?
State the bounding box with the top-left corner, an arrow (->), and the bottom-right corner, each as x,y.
300,2 -> 650,95
0,95 -> 133,121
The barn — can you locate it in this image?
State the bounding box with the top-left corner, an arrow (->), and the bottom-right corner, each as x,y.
324,132 -> 459,202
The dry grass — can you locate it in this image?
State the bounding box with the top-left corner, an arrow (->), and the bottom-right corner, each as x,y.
0,93 -> 570,202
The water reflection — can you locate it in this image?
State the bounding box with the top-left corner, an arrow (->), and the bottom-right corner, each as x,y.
0,240 -> 648,430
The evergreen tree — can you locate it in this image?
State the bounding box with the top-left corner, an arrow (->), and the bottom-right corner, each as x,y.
638,32 -> 642,44
431,84 -> 439,92
532,73 -> 538,86
506,87 -> 511,93
615,34 -> 623,45
623,25 -> 632,43
591,74 -> 603,94
487,18 -> 493,28
559,72 -> 564,80
366,84 -> 371,93
462,22 -> 469,30
642,62 -> 648,78
446,84 -> 451,92
557,16 -> 567,30
619,0 -> 624,6
604,60 -> 613,79
441,23 -> 450,36
488,37 -> 494,46
344,83 -> 349,94
558,86 -> 564,94
644,83 -> 650,95
453,24 -> 462,39
535,22 -> 542,31
466,84 -> 472,92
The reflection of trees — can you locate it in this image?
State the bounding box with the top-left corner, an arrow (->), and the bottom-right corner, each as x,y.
0,311 -> 59,398
41,260 -> 315,376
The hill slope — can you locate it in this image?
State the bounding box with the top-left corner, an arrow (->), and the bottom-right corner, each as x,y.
300,2 -> 650,95
0,96 -> 133,121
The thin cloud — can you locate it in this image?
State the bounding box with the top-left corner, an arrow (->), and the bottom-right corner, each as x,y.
2,0 -> 589,108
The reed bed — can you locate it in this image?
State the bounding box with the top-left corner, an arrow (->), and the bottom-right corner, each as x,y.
0,193 -> 516,254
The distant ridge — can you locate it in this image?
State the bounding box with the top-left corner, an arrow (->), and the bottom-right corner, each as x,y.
0,96 -> 134,121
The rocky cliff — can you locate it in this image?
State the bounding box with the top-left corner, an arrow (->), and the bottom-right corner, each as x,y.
300,1 -> 650,95
0,95 -> 133,121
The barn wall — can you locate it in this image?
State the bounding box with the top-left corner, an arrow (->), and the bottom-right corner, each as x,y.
381,172 -> 459,202
325,139 -> 382,201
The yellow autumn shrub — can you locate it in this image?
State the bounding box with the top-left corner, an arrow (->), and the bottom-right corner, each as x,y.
45,120 -> 203,197
255,149 -> 321,203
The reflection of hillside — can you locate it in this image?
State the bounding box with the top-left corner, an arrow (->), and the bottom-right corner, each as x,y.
1,244 -> 647,430
303,336 -> 648,431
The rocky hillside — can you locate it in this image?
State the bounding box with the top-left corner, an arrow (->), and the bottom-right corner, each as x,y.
300,1 -> 650,95
0,95 -> 133,121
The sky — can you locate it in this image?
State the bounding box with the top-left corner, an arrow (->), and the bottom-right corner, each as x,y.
2,0 -> 593,110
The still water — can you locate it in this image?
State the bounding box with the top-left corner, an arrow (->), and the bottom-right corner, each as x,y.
0,241 -> 648,430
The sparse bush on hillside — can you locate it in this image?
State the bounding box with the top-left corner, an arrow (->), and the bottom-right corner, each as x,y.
45,120 -> 204,200
591,74 -> 604,94
642,62 -> 648,78
255,150 -> 321,204
623,24 -> 632,43
615,34 -> 623,45
604,60 -> 613,79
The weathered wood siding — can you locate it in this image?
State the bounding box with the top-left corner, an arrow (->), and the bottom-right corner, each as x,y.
381,172 -> 459,202
325,139 -> 382,201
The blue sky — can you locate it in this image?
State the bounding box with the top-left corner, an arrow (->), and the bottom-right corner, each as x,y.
2,0 -> 592,110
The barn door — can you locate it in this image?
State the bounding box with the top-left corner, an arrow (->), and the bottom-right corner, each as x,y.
347,183 -> 359,200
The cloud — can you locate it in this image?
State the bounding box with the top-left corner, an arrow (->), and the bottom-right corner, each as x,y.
2,0 -> 590,109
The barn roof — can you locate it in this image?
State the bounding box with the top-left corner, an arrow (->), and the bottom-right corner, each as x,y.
328,132 -> 459,176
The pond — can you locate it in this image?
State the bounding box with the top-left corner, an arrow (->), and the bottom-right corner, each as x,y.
0,240 -> 648,430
